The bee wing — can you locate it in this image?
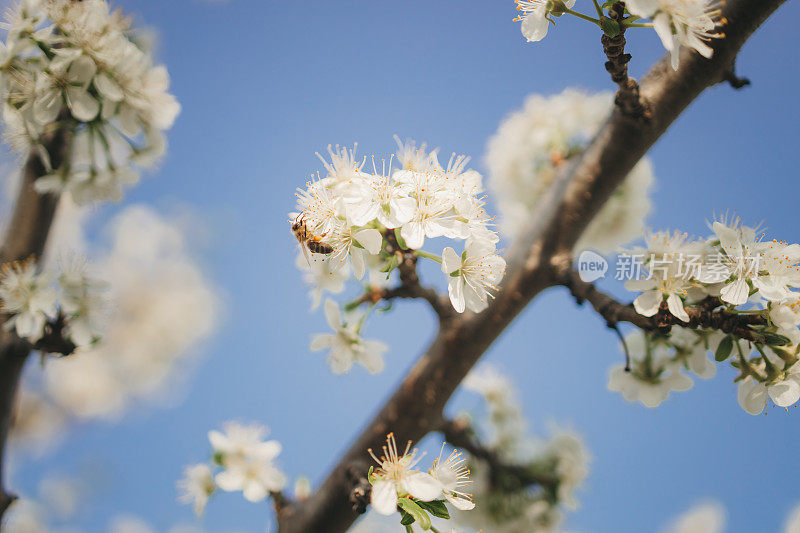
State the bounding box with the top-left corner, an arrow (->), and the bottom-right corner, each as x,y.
299,242 -> 312,266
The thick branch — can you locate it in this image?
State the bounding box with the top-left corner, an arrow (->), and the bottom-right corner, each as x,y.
278,1 -> 787,530
0,123 -> 71,520
558,267 -> 771,344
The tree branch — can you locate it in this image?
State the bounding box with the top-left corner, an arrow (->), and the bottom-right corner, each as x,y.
439,418 -> 558,491
277,1 -> 788,530
0,122 -> 71,520
601,2 -> 649,119
557,267 -> 772,344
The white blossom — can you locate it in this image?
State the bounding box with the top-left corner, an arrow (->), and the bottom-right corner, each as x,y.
177,463 -> 215,516
209,421 -> 287,503
607,331 -> 694,408
625,0 -> 725,70
310,299 -> 387,374
368,433 -> 444,516
0,261 -> 57,342
442,241 -> 506,313
430,448 -> 475,511
486,89 -> 653,253
514,0 -> 576,43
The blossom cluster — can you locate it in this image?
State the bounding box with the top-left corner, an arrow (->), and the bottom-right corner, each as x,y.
367,433 -> 475,529
294,138 -> 506,374
456,365 -> 590,532
178,421 -> 287,516
610,216 -> 800,414
0,258 -> 106,347
514,0 -> 725,71
486,88 -> 654,254
0,0 -> 179,204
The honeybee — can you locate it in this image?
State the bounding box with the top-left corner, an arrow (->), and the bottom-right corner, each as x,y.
291,214 -> 334,264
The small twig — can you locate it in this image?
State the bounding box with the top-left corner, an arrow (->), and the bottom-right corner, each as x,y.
601,2 -> 650,119
438,418 -> 557,491
355,231 -> 455,321
271,490 -> 291,515
346,461 -> 371,515
722,66 -> 751,89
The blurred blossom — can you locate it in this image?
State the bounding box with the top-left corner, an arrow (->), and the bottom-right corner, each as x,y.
13,202 -> 219,445
661,501 -> 725,533
486,88 -> 654,254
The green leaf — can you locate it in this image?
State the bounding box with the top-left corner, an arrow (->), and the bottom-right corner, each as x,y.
762,332 -> 792,346
600,17 -> 620,37
394,228 -> 408,250
417,499 -> 450,519
398,498 -> 432,530
715,335 -> 733,362
400,510 -> 415,526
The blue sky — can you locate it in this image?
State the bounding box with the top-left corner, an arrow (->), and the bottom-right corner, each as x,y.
10,0 -> 800,531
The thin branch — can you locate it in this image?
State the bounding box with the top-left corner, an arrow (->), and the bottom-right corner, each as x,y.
439,418 -> 558,490
277,1 -> 788,530
601,2 -> 649,119
557,267 -> 772,344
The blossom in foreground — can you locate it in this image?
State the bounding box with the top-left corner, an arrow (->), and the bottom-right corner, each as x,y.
514,0 -> 576,42
177,463 -> 215,516
368,433 -> 443,515
442,241 -> 506,314
0,262 -> 57,342
209,421 -> 287,503
430,448 -> 475,510
310,299 -> 387,374
625,0 -> 725,70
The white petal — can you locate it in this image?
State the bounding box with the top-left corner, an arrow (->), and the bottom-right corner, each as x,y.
371,480 -> 398,515
737,378 -> 767,415
323,299 -> 342,330
666,293 -> 689,322
242,480 -> 268,502
448,277 -> 466,313
720,278 -> 749,306
402,472 -> 443,502
390,197 -> 416,224
768,379 -> 800,408
521,11 -> 549,42
350,248 -> 366,280
214,470 -> 245,492
633,290 -> 661,317
94,71 -> 124,102
446,494 -> 475,511
66,87 -> 99,122
310,334 -> 333,351
353,229 -> 382,255
67,55 -> 96,85
441,247 -> 461,274
401,222 -> 425,250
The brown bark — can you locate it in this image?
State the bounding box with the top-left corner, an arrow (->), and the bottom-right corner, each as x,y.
0,122 -> 71,520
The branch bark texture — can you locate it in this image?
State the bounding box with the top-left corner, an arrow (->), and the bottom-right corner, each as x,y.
0,123 -> 70,520
277,2 -> 787,530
